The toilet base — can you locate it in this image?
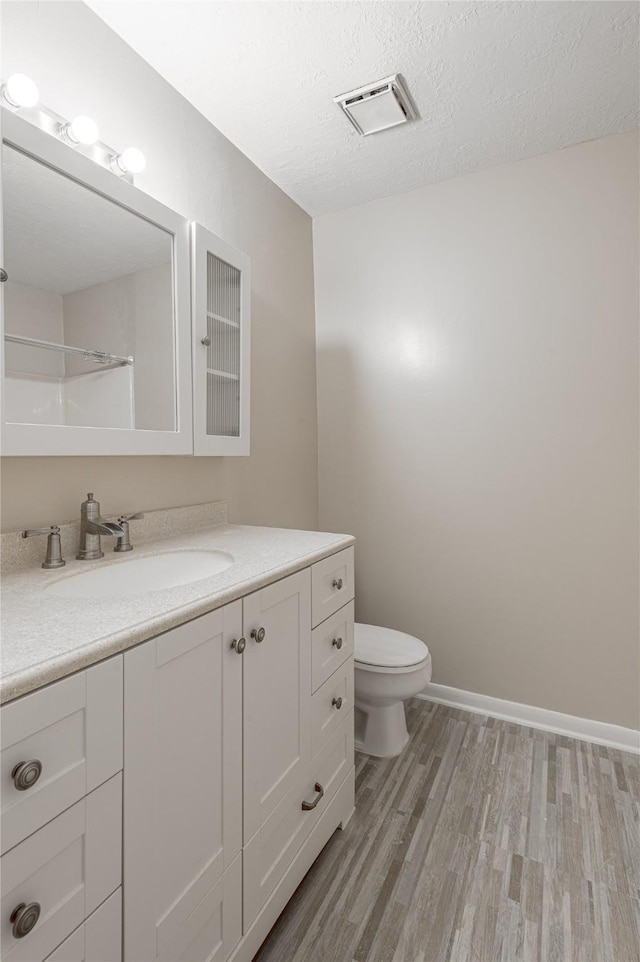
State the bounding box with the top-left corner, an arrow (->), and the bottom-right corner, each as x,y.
354,700 -> 410,758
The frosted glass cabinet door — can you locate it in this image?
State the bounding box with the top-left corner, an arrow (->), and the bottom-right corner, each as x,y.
191,223 -> 250,456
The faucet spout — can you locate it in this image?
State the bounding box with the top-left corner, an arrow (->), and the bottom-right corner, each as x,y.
86,520 -> 125,538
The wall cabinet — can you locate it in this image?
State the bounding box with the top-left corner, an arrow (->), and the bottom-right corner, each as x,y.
1,111 -> 251,458
1,110 -> 193,457
0,547 -> 355,962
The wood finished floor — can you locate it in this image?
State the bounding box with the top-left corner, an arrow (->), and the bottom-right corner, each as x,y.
255,699 -> 640,962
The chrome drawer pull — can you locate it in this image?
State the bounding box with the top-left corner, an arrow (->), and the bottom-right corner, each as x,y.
251,627 -> 266,644
332,696 -> 343,710
10,902 -> 41,939
332,578 -> 343,590
301,782 -> 324,811
231,637 -> 246,654
12,760 -> 43,792
332,637 -> 343,650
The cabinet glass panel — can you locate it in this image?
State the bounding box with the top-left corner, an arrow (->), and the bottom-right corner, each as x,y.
205,254 -> 241,438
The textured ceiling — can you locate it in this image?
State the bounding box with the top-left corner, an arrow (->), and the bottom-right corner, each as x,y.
88,1 -> 639,216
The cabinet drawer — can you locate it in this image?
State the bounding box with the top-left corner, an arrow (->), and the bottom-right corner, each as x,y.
311,601 -> 354,693
243,711 -> 354,932
1,657 -> 123,854
45,889 -> 121,962
0,774 -> 122,962
312,660 -> 354,757
311,547 -> 354,628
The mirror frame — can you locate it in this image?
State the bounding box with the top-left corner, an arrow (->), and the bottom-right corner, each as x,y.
0,109 -> 193,456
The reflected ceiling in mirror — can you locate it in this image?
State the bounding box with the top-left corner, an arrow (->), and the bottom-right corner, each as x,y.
3,144 -> 171,294
2,143 -> 177,433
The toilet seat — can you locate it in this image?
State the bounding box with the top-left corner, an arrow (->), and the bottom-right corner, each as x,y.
354,623 -> 430,675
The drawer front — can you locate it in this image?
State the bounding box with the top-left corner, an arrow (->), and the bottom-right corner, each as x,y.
1,657 -> 123,855
243,712 -> 354,932
311,601 -> 354,693
311,547 -> 354,628
312,660 -> 354,757
0,774 -> 122,962
45,889 -> 122,962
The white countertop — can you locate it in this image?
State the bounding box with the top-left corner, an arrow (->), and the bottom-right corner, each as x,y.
1,521 -> 354,704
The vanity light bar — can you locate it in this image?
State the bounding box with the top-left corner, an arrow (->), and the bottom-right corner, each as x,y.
59,115 -> 100,147
0,72 -> 146,180
1,73 -> 39,109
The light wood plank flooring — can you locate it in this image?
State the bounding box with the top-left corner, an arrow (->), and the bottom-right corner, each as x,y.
256,699 -> 640,962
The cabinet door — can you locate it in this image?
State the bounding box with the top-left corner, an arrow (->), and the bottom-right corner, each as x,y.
124,605 -> 242,962
243,569 -> 311,842
191,223 -> 250,456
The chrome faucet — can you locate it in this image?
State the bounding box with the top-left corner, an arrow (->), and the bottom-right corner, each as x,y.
77,493 -> 125,560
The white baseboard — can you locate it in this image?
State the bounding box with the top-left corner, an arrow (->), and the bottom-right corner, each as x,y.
417,683 -> 640,755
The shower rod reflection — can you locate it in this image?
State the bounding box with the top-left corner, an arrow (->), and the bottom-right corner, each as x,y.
4,333 -> 134,366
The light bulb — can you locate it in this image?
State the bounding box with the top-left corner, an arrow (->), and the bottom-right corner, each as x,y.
2,73 -> 39,109
62,115 -> 100,146
112,147 -> 146,175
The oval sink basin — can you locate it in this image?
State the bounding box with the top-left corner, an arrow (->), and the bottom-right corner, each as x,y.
44,550 -> 235,600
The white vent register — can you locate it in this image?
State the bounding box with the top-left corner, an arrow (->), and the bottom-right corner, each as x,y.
334,74 -> 417,136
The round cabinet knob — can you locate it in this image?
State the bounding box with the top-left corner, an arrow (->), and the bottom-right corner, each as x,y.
231,637 -> 246,654
12,760 -> 43,792
251,627 -> 266,644
332,578 -> 343,590
201,334 -> 211,346
332,696 -> 343,710
332,637 -> 343,650
10,902 -> 41,939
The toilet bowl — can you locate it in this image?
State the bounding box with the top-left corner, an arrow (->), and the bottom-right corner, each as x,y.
354,623 -> 432,757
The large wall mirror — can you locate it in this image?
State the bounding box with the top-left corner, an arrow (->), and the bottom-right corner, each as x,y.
1,110 -> 192,456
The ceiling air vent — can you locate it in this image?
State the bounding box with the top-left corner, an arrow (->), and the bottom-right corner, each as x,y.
334,74 -> 417,136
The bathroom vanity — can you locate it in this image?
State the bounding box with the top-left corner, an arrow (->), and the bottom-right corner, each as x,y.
0,506 -> 355,961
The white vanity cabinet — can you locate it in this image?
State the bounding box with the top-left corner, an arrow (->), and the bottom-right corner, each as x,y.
0,543 -> 355,962
125,551 -> 355,962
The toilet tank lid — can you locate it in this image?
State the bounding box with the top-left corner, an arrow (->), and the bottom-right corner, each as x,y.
354,623 -> 429,668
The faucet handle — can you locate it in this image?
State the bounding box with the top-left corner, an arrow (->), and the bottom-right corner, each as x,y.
22,526 -> 66,569
114,513 -> 144,553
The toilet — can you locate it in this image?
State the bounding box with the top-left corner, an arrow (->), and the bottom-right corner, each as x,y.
354,623 -> 432,757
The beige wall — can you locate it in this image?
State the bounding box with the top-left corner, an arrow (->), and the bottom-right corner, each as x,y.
314,131 -> 639,729
1,1 -> 318,532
